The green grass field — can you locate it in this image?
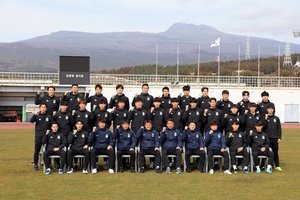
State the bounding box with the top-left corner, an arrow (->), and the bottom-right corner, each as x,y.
0,128 -> 299,200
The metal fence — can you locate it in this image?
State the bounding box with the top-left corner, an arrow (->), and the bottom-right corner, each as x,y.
1,72 -> 300,88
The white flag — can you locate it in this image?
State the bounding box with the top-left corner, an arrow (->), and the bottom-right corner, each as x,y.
210,37 -> 220,47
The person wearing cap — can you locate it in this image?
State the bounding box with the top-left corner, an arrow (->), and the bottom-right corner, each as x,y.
35,86 -> 60,116
179,85 -> 192,109
109,84 -> 130,111
237,90 -> 251,117
225,120 -> 250,174
183,97 -> 203,132
132,83 -> 154,111
53,101 -> 73,139
112,121 -> 136,173
160,119 -> 182,174
161,86 -> 172,110
224,104 -> 245,133
72,99 -> 92,133
203,97 -> 224,133
205,121 -> 231,175
165,97 -> 186,131
62,84 -> 83,113
257,91 -> 275,118
111,99 -> 129,131
91,99 -> 112,129
89,118 -> 115,174
264,104 -> 282,171
128,97 -> 150,134
250,120 -> 274,174
136,120 -> 161,173
85,84 -> 108,111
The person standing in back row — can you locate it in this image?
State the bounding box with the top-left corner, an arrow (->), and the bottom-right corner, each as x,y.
109,84 -> 130,111
35,86 -> 60,116
62,84 -> 83,113
257,91 -> 275,117
132,83 -> 153,111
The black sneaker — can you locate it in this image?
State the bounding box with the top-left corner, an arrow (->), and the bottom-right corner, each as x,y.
155,167 -> 162,173
140,167 -> 145,173
30,162 -> 35,165
234,169 -> 238,174
34,165 -> 38,171
73,164 -> 79,171
199,169 -> 205,173
186,167 -> 192,173
130,167 -> 135,173
119,166 -> 124,173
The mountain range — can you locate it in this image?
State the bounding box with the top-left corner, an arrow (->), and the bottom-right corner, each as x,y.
0,23 -> 299,72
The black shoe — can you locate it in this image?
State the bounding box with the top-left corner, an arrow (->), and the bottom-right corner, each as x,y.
30,162 -> 35,165
199,170 -> 205,173
140,167 -> 145,173
73,164 -> 79,171
186,167 -> 192,173
155,167 -> 162,173
119,166 -> 124,173
34,165 -> 38,171
130,167 -> 135,173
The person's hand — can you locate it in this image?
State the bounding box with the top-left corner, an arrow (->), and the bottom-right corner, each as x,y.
53,147 -> 59,152
224,114 -> 228,118
278,139 -> 281,144
220,148 -> 225,152
176,146 -> 180,150
92,127 -> 96,132
83,145 -> 88,149
257,100 -> 261,104
93,104 -> 97,109
36,111 -> 40,115
37,91 -> 40,95
73,130 -> 77,134
72,110 -> 76,116
209,130 -> 213,135
204,109 -> 208,115
53,111 -> 57,116
200,147 -> 204,151
64,91 -> 68,95
169,108 -> 172,113
249,130 -> 253,135
150,107 -> 154,113
112,94 -> 115,98
112,106 -> 116,111
185,126 -> 188,130
107,146 -> 112,150
261,147 -> 266,152
240,102 -> 244,106
237,147 -> 243,152
265,114 -> 269,119
162,127 -> 166,132
155,147 -> 159,151
130,107 -> 134,111
141,126 -> 144,129
116,125 -> 120,129
46,130 -> 50,135
185,105 -> 189,111
129,148 -> 134,151
229,132 -> 233,138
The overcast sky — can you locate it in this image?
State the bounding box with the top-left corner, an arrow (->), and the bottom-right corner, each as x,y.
1,0 -> 300,46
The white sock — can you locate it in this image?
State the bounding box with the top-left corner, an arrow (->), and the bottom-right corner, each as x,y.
233,165 -> 237,170
256,165 -> 260,170
267,165 -> 272,170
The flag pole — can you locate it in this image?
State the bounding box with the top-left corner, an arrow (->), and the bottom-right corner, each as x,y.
155,43 -> 158,86
197,44 -> 201,86
217,38 -> 221,86
238,45 -> 240,85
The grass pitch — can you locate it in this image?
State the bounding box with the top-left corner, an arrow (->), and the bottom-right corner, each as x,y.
0,128 -> 299,200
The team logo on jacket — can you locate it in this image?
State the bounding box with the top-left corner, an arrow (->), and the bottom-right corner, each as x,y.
142,112 -> 145,116
256,116 -> 259,120
124,113 -> 127,117
57,135 -> 60,139
53,100 -> 56,104
174,132 -> 177,137
196,134 -> 199,138
196,111 -> 199,115
65,116 -> 68,120
105,134 -> 108,138
216,112 -> 219,116
274,119 -> 277,122
46,117 -> 49,121
218,134 -> 221,138
127,134 -> 131,138
147,97 -> 150,101
85,114 -> 88,118
105,114 -> 108,118
46,99 -> 49,102
178,112 -> 181,116
152,133 -> 155,137
82,134 -> 85,138
77,98 -> 80,101
262,136 -> 265,140
228,104 -> 231,108
239,134 -> 241,138
160,112 -> 163,115
168,100 -> 171,104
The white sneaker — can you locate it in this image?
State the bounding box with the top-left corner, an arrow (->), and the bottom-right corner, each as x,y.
67,168 -> 74,174
92,168 -> 97,174
224,169 -> 232,175
108,169 -> 114,174
82,169 -> 88,174
209,169 -> 214,175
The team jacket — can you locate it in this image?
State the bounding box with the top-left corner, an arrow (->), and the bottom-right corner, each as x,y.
160,128 -> 182,150
53,111 -> 73,136
109,94 -> 130,110
179,95 -> 192,109
250,131 -> 270,149
182,129 -> 204,150
161,95 -> 172,110
237,100 -> 250,116
132,93 -> 154,110
88,127 -> 114,149
150,107 -> 166,132
216,99 -> 234,116
205,130 -> 226,150
197,96 -> 210,110
30,113 -> 52,138
91,109 -> 112,128
135,128 -> 160,150
244,112 -> 264,134
62,92 -> 83,113
112,128 -> 136,150
203,108 -> 224,132
35,94 -> 60,115
111,108 -> 129,130
224,113 -> 245,132
225,130 -> 247,151
85,93 -> 108,110
42,132 -> 66,151
264,115 -> 282,139
183,107 -> 203,129
128,107 -> 150,133
165,107 -> 185,131
68,130 -> 89,150
257,100 -> 275,117
73,109 -> 92,132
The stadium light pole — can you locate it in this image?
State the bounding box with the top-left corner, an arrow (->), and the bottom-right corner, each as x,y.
293,29 -> 300,38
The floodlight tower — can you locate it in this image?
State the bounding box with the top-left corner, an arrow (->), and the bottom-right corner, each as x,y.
283,37 -> 292,67
245,36 -> 251,60
293,29 -> 300,38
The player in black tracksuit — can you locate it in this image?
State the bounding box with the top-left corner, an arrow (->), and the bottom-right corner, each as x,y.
165,98 -> 186,132
62,84 -> 83,113
42,122 -> 67,174
197,87 -> 210,134
111,100 -> 129,131
109,84 -> 130,110
224,104 -> 245,133
203,98 -> 224,133
161,86 -> 172,110
53,102 -> 73,139
264,104 -> 282,170
216,90 -> 234,133
178,85 -> 192,109
225,120 -> 250,173
73,99 -> 92,132
91,99 -> 112,129
136,120 -> 161,173
182,122 -> 206,173
183,98 -> 203,132
67,120 -> 90,173
150,97 -> 166,133
131,84 -> 153,111
85,84 -> 108,111
128,97 -> 150,134
30,103 -> 52,171
237,90 -> 251,116
250,120 -> 274,173
244,103 -> 264,144
35,86 -> 60,115
257,91 -> 275,117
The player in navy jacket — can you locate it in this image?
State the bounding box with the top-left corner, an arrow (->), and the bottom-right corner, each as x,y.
112,121 -> 136,173
182,121 -> 205,173
160,119 -> 182,174
136,120 -> 161,173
